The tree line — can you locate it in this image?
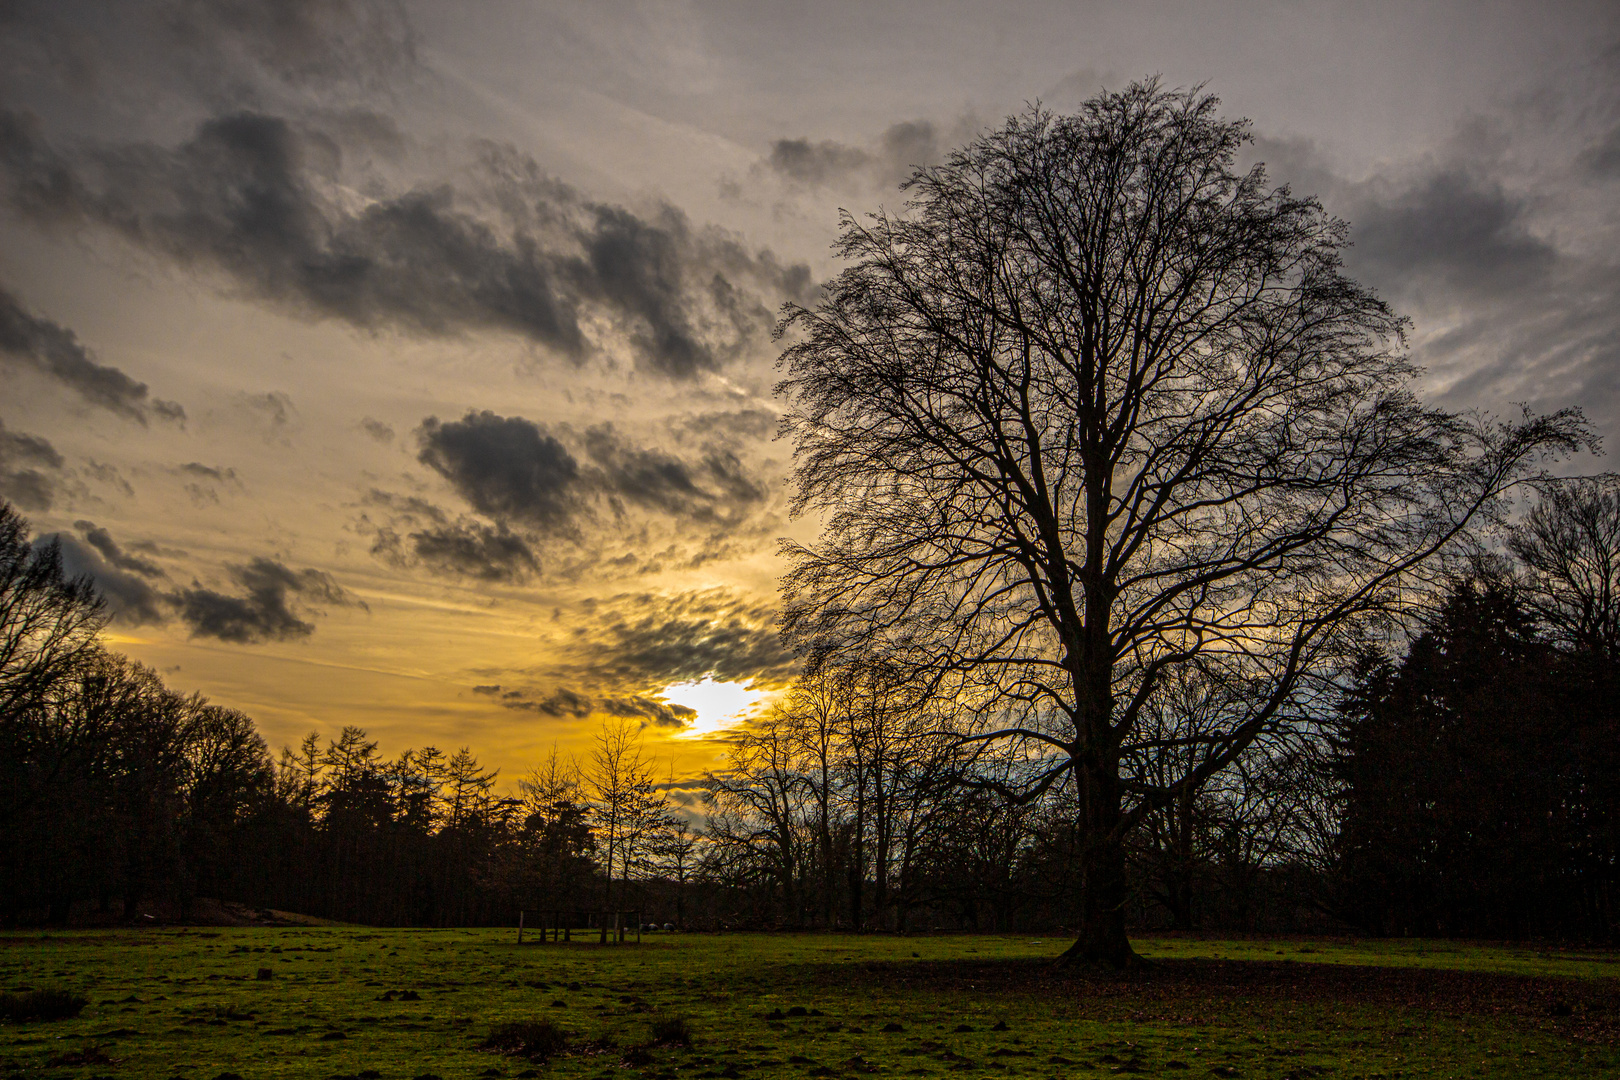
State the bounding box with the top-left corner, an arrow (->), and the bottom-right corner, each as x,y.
1,499 -> 695,926
5,476 -> 1617,937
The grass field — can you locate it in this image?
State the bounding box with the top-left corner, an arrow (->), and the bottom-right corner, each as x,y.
2,928 -> 1618,1079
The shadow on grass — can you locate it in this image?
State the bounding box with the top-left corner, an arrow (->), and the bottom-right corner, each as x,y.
816,956 -> 1620,1043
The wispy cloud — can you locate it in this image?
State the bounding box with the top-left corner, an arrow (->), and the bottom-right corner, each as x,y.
0,284 -> 184,423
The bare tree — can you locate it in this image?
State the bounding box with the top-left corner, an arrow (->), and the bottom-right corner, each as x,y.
1509,475 -> 1620,661
442,747 -> 499,829
645,811 -> 699,926
779,667 -> 843,925
586,719 -> 665,911
518,745 -> 586,833
506,745 -> 596,909
703,708 -> 808,923
0,502 -> 105,723
777,81 -> 1588,965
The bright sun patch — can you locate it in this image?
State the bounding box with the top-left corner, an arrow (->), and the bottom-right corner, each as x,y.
661,677 -> 768,739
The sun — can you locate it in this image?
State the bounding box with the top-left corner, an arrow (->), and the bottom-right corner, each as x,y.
660,677 -> 769,739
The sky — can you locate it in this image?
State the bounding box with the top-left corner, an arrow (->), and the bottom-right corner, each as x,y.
2,0 -> 1617,788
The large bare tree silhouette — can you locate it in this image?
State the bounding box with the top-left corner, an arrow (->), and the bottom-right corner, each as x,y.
777,81 -> 1588,966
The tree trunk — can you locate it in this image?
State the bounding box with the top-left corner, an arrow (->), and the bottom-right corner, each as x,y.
1168,792 -> 1197,930
849,774 -> 866,929
819,811 -> 834,929
1058,757 -> 1141,968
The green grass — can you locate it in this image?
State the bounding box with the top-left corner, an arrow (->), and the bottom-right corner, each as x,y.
1,928 -> 1616,1078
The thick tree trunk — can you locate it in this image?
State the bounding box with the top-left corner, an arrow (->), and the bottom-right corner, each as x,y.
1058,757 -> 1142,969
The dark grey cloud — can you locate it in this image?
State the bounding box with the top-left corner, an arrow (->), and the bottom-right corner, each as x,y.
0,0 -> 417,114
583,422 -> 767,522
363,409 -> 783,585
0,419 -> 64,511
536,687 -> 595,718
180,462 -> 235,482
417,410 -> 581,531
0,284 -> 184,423
359,488 -> 538,582
73,519 -> 164,577
464,591 -> 789,737
600,694 -> 697,729
1340,166 -> 1619,428
0,106 -> 810,378
764,137 -> 872,188
759,119 -> 950,190
413,410 -> 769,545
128,537 -> 188,558
173,555 -> 359,643
670,407 -> 777,448
460,590 -> 788,734
161,0 -> 418,95
475,681 -> 697,729
359,488 -> 446,523
83,459 -> 134,497
42,531 -> 166,625
1245,80 -> 1620,433
376,520 -> 540,583
497,686 -> 594,718
568,588 -> 795,689
1344,167 -> 1558,298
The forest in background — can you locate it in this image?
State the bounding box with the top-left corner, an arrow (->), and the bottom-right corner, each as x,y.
2,490 -> 1617,938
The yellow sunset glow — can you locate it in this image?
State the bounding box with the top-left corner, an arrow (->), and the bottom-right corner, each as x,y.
661,677 -> 770,740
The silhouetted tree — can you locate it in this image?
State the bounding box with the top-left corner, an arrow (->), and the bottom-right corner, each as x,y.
703,711 -> 808,923
506,747 -> 596,911
1330,580 -> 1603,936
0,502 -> 104,722
1510,475 -> 1620,662
586,719 -> 666,911
777,80 -> 1588,965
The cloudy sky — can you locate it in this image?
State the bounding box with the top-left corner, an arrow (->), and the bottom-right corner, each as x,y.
2,0 -> 1616,780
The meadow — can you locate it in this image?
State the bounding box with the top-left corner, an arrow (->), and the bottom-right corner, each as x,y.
2,928 -> 1618,1080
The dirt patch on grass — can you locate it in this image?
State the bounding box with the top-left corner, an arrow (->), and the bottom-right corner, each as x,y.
819,957 -> 1620,1043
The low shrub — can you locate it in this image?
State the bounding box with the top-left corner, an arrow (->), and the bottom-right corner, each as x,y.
482,1019 -> 568,1060
650,1013 -> 693,1046
0,988 -> 89,1021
